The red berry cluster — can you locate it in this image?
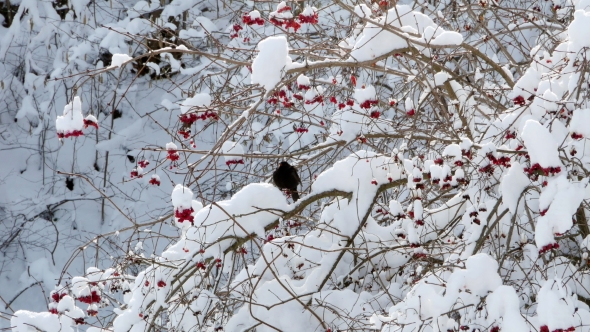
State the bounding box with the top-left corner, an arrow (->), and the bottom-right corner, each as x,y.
48,290 -> 68,314
298,12 -> 319,24
505,131 -> 517,139
178,129 -> 191,139
51,291 -> 67,303
571,132 -> 584,140
295,127 -> 309,133
130,169 -> 142,178
337,98 -> 355,109
167,149 -> 180,162
523,163 -> 561,177
305,95 -> 324,104
57,130 -> 84,139
370,111 -> 381,118
270,17 -> 301,31
197,262 -> 206,270
478,164 -> 494,175
180,111 -> 218,125
539,242 -> 559,254
230,24 -> 242,39
149,177 -> 160,186
540,326 -> 575,332
275,89 -> 288,98
175,207 -> 195,224
269,89 -> 295,107
469,211 -> 481,225
226,159 -> 244,166
461,149 -> 473,160
486,153 -> 511,167
406,109 -> 415,116
180,113 -> 199,124
87,307 -> 98,317
513,95 -> 526,106
157,280 -> 166,288
242,13 -> 264,25
83,119 -> 98,129
359,99 -> 378,109
78,289 -> 101,304
413,252 -> 427,259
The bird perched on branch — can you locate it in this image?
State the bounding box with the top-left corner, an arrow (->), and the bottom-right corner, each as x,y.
273,161 -> 301,202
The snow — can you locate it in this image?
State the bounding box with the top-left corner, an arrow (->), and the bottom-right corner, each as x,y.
351,5 -> 461,61
570,108 -> 590,137
354,4 -> 371,18
251,36 -> 291,90
55,97 -> 84,138
536,175 -> 587,248
500,163 -> 530,214
166,142 -> 177,151
6,1 -> 590,331
296,74 -> 310,87
487,286 -> 529,330
180,93 -> 211,114
193,16 -> 218,32
521,120 -> 562,168
430,31 -> 463,45
171,184 -> 193,209
537,279 -> 577,330
353,85 -> 376,104
434,71 -> 450,86
11,311 -> 61,332
221,141 -> 244,162
442,144 -> 461,158
569,10 -> 590,49
110,54 -> 132,68
181,183 -> 290,258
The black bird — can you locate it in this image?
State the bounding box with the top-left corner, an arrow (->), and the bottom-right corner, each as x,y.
273,161 -> 301,202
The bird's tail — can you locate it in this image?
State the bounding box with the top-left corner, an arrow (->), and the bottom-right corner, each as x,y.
291,190 -> 300,202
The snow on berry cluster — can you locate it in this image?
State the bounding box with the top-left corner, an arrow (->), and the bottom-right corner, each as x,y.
56,97 -> 98,139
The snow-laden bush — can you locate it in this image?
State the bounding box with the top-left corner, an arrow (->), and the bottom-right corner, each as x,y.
4,0 -> 590,331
